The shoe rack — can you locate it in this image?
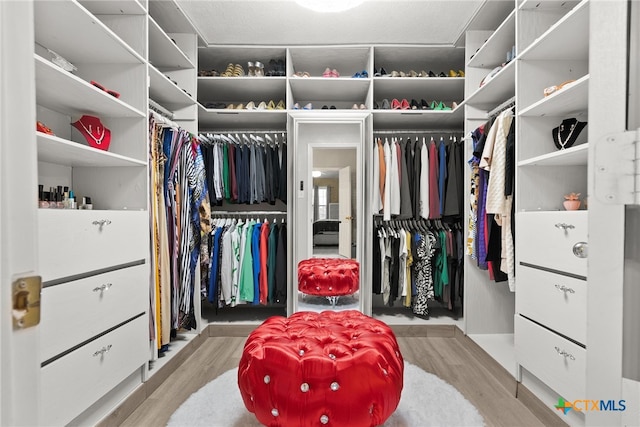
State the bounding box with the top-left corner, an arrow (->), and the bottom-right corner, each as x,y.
196,45 -> 466,131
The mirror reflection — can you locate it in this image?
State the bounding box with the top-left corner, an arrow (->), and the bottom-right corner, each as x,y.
298,146 -> 359,312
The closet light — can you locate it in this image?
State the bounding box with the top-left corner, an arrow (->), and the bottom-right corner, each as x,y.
312,170 -> 322,178
295,0 -> 365,13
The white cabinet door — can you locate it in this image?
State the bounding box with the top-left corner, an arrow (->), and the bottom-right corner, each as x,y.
0,1 -> 40,425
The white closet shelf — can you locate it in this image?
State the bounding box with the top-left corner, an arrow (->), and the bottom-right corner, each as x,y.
373,45 -> 465,72
372,108 -> 464,130
148,16 -> 195,70
198,47 -> 287,72
289,78 -> 370,102
35,55 -> 145,119
373,77 -> 465,102
518,143 -> 588,167
149,0 -> 199,35
149,66 -> 195,109
467,9 -> 515,68
37,132 -> 146,168
78,0 -> 146,15
518,0 -> 589,61
289,46 -> 371,76
199,109 -> 287,131
198,77 -> 286,103
519,0 -> 581,10
463,60 -> 516,110
519,74 -> 589,117
34,0 -> 145,65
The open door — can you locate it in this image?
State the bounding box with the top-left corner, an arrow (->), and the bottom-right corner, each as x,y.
338,166 -> 351,258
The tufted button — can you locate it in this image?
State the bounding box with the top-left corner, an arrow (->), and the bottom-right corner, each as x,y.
330,382 -> 340,391
272,408 -> 279,417
328,353 -> 336,360
299,349 -> 305,356
300,382 -> 309,392
382,368 -> 388,376
320,414 -> 329,424
264,375 -> 271,384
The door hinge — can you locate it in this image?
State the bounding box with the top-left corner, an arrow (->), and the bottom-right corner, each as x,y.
594,129 -> 640,205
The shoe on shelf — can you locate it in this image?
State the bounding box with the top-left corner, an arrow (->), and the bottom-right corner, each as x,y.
233,64 -> 245,77
322,105 -> 329,109
352,70 -> 368,78
427,70 -> 436,77
275,100 -> 286,110
323,67 -> 333,77
390,70 -> 400,77
254,61 -> 264,77
236,103 -> 245,109
419,70 -> 429,77
352,103 -> 359,109
451,101 -> 459,109
293,103 -> 301,110
37,121 -> 55,135
267,100 -> 276,110
330,105 -> 337,109
421,99 -> 430,110
226,103 -> 235,109
245,101 -> 257,110
374,101 -> 380,109
381,98 -> 391,109
359,103 -> 366,110
438,71 -> 447,77
448,69 -> 459,77
410,99 -> 419,109
221,63 -> 235,77
303,103 -> 313,110
375,67 -> 388,77
458,69 -> 465,77
400,99 -> 410,110
409,70 -> 418,77
331,69 -> 340,77
391,98 -> 401,109
257,101 -> 267,110
247,62 -> 256,76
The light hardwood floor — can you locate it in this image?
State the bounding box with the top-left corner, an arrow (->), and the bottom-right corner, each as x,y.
114,327 -> 566,427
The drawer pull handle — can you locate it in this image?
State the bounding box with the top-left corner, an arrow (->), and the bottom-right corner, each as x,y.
93,344 -> 112,357
93,283 -> 112,293
92,219 -> 112,227
554,346 -> 576,360
555,284 -> 575,294
554,223 -> 575,230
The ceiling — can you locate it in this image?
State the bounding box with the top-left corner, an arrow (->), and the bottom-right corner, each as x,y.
176,0 -> 514,47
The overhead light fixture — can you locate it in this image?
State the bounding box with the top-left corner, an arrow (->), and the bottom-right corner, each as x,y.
295,0 -> 365,13
312,170 -> 322,178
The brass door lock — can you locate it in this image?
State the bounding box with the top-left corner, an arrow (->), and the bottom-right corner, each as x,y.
12,276 -> 41,329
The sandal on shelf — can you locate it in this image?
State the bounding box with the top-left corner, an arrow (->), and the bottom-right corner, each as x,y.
247,62 -> 256,77
266,100 -> 276,110
543,80 -> 576,97
322,67 -> 333,78
409,70 -> 418,77
245,101 -> 257,110
221,63 -> 235,77
391,98 -> 401,109
90,80 -> 120,98
254,62 -> 264,77
233,64 -> 245,77
275,100 -> 285,110
37,121 -> 55,135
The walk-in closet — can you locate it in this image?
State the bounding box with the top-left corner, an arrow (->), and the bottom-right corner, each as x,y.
0,1 -> 637,426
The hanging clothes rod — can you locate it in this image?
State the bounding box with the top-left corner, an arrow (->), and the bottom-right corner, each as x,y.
211,210 -> 287,215
373,129 -> 463,135
199,130 -> 287,135
486,96 -> 516,119
149,98 -> 175,120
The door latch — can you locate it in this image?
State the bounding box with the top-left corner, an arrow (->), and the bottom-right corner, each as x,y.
12,275 -> 41,329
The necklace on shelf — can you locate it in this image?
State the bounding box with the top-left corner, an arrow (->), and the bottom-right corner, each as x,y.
77,120 -> 106,145
556,122 -> 577,150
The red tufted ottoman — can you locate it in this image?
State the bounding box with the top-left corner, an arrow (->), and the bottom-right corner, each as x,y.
238,310 -> 404,427
298,258 -> 359,307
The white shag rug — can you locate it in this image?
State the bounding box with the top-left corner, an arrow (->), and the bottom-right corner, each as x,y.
167,362 -> 484,427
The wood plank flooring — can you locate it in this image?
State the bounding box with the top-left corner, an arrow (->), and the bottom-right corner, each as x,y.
115,328 -> 566,427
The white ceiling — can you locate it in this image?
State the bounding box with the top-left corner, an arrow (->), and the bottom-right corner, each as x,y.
176,0 -> 514,47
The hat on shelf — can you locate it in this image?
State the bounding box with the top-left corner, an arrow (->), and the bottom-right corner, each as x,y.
71,115 -> 111,151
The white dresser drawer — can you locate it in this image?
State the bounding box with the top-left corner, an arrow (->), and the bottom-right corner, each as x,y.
40,314 -> 148,427
516,211 -> 588,277
38,209 -> 148,281
40,263 -> 148,362
516,264 -> 587,345
515,315 -> 585,401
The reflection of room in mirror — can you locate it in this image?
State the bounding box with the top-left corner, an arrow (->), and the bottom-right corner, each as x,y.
312,148 -> 357,258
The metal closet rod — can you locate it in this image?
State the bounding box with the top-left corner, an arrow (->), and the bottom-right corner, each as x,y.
149,99 -> 175,120
211,210 -> 287,215
487,96 -> 516,118
199,130 -> 287,135
374,129 -> 463,135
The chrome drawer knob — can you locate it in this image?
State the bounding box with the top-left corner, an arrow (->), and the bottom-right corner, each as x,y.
93,344 -> 112,357
573,242 -> 588,258
554,346 -> 576,360
555,284 -> 575,294
554,223 -> 575,230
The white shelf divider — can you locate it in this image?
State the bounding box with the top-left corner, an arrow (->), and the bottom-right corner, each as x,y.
149,65 -> 195,108
37,132 -> 146,168
519,74 -> 589,117
463,60 -> 516,110
148,15 -> 195,70
467,9 -> 515,68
